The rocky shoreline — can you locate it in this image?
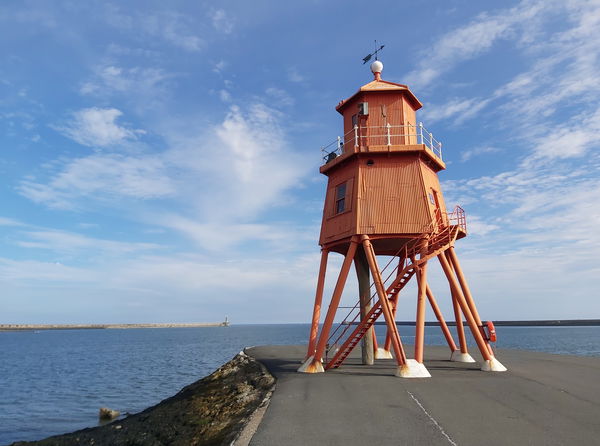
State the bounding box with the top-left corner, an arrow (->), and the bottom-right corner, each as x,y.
10,351 -> 275,446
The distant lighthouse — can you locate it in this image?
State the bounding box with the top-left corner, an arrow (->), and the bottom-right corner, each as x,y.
299,59 -> 506,377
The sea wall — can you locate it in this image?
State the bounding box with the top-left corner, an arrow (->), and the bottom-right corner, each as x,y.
11,351 -> 275,446
0,322 -> 229,331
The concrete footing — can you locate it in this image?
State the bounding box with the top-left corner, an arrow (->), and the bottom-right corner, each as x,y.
396,359 -> 432,378
450,350 -> 476,363
481,357 -> 507,372
297,356 -> 324,373
375,348 -> 393,359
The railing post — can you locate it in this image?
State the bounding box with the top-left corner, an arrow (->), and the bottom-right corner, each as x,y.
429,132 -> 433,150
419,122 -> 424,145
386,123 -> 391,146
438,142 -> 442,159
354,125 -> 359,149
337,136 -> 342,153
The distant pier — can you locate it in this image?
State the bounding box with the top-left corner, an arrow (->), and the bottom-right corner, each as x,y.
0,321 -> 230,331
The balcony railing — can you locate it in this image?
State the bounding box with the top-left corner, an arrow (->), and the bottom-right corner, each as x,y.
321,122 -> 442,164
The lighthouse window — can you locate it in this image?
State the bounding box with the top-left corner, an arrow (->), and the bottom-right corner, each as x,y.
335,182 -> 347,214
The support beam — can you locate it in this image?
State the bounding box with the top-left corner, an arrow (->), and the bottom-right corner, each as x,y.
445,248 -> 494,357
361,237 -> 407,366
451,289 -> 468,354
299,238 -> 359,373
414,262 -> 428,363
361,237 -> 429,377
354,245 -> 374,365
306,249 -> 329,359
447,247 -> 482,324
383,255 -> 407,355
425,285 -> 457,352
438,252 -> 493,362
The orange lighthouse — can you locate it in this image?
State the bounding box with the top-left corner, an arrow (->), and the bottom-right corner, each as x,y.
299,60 -> 506,377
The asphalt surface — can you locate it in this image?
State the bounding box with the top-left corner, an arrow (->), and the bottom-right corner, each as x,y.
245,345 -> 600,446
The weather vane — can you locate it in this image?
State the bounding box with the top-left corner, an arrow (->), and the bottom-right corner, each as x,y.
362,40 -> 385,64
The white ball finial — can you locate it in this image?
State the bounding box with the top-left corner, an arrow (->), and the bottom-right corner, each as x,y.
370,60 -> 383,74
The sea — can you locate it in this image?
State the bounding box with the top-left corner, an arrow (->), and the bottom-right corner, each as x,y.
1,324 -> 599,445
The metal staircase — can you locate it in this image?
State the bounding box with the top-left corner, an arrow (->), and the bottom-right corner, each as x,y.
324,222 -> 463,370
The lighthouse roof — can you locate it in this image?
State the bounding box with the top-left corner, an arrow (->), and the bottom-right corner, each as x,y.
335,79 -> 423,114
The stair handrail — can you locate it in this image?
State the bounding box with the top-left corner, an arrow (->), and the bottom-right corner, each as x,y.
326,243 -> 416,350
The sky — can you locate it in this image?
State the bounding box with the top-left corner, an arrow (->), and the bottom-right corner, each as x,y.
1,0 -> 599,324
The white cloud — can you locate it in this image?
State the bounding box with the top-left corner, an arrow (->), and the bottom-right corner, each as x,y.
0,258 -> 94,282
80,65 -> 170,99
405,0 -> 546,89
0,217 -> 24,226
165,102 -> 311,223
213,60 -> 227,73
530,108 -> 600,160
16,230 -> 161,254
159,216 -> 314,252
219,89 -> 232,103
21,100 -> 311,251
460,146 -> 501,162
19,153 -> 175,209
287,67 -> 305,83
266,87 -> 295,107
57,107 -> 145,148
210,9 -> 234,34
421,97 -> 490,125
103,6 -> 205,52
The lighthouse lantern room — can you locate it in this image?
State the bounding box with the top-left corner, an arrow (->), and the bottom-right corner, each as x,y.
299,59 -> 506,377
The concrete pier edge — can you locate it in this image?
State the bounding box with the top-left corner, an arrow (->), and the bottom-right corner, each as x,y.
244,344 -> 600,446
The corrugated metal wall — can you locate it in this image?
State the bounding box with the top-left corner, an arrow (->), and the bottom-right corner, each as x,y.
357,158 -> 431,235
420,161 -> 448,225
319,162 -> 358,245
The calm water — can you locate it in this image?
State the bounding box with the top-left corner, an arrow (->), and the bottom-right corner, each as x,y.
1,324 -> 599,445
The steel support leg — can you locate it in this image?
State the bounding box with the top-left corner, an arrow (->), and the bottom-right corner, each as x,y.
438,252 -> 492,362
361,236 -> 407,366
414,262 -> 429,363
452,289 -> 468,354
306,249 -> 329,359
299,238 -> 359,373
446,248 -> 494,357
426,285 -> 458,352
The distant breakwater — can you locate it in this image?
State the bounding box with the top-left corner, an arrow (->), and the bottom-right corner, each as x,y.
0,322 -> 230,331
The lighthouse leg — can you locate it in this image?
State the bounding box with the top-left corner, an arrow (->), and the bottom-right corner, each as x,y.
426,285 -> 458,352
354,245 -> 374,365
414,262 -> 428,364
362,237 -> 430,378
299,238 -> 358,373
445,248 -> 495,358
305,249 -> 329,360
450,289 -> 475,362
438,252 -> 506,372
381,256 -> 407,359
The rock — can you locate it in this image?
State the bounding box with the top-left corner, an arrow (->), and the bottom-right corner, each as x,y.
98,407 -> 120,421
11,352 -> 275,446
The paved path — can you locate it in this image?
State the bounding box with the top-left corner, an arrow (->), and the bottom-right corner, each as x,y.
246,345 -> 600,446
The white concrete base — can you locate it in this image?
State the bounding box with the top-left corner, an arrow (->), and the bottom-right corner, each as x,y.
375,348 -> 393,359
481,357 -> 508,372
396,359 -> 432,378
450,350 -> 477,363
297,356 -> 324,373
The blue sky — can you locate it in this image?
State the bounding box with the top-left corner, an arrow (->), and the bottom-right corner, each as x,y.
1,0 -> 599,324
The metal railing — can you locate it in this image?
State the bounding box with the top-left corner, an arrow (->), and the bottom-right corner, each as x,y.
321,122 -> 443,164
447,205 -> 467,233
